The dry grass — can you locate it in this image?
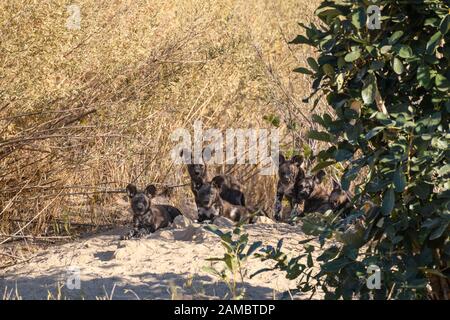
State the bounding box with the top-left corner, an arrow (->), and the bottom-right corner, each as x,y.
0,0 -> 328,257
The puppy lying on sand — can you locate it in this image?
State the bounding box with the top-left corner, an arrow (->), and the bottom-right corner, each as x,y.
121,184 -> 182,240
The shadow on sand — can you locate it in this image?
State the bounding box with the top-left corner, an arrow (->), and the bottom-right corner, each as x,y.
1,270 -> 279,300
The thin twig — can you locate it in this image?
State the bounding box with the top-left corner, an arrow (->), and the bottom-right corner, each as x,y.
0,190 -> 63,245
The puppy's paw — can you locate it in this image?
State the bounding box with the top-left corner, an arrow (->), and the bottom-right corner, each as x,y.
135,229 -> 150,238
120,230 -> 135,240
274,213 -> 282,222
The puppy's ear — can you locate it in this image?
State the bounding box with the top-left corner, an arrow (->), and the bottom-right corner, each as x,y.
211,175 -> 225,188
145,184 -> 157,197
126,184 -> 137,198
297,168 -> 306,180
332,180 -> 340,190
314,170 -> 326,184
292,155 -> 303,166
279,153 -> 286,165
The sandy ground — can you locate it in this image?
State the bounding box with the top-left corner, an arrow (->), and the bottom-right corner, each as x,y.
0,216 -> 322,300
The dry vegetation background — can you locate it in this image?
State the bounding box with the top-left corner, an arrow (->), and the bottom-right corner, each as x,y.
0,0 -> 329,257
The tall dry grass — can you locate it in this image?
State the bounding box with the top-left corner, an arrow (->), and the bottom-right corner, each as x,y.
0,0 -> 328,251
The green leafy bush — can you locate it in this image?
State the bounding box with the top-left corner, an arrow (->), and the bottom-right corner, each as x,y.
267,0 -> 450,299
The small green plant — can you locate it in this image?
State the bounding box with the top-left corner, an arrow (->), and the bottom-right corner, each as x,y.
203,223 -> 262,300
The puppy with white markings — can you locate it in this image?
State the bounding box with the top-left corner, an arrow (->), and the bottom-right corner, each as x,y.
274,153 -> 305,221
295,170 -> 330,215
180,148 -> 246,218
196,176 -> 251,223
121,184 -> 182,240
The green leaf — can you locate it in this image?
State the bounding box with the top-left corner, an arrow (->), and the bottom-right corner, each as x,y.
370,60 -> 385,71
202,266 -> 223,278
398,45 -> 413,59
307,57 -> 320,72
322,64 -> 335,77
365,126 -> 384,140
311,114 -> 327,127
422,269 -> 447,278
307,253 -> 314,268
429,222 -> 449,241
293,67 -> 314,75
336,73 -> 345,90
315,6 -> 342,21
393,167 -> 407,192
435,74 -> 450,92
426,31 -> 442,55
307,130 -> 333,142
322,257 -> 351,272
437,164 -> 450,177
389,31 -> 404,44
392,57 -> 404,75
418,112 -> 441,127
439,15 -> 450,35
312,160 -> 336,172
290,34 -> 311,45
432,137 -> 448,150
204,224 -> 224,237
425,18 -> 440,27
380,45 -> 392,54
263,114 -> 281,127
381,187 -> 395,216
298,237 -> 317,245
344,51 -> 361,62
335,149 -> 353,162
413,183 -> 431,200
351,7 -> 366,29
362,74 -> 377,105
417,64 -> 432,88
224,253 -> 236,272
276,238 -> 284,251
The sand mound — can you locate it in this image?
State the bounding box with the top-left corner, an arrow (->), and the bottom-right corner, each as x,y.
1,219 -> 322,300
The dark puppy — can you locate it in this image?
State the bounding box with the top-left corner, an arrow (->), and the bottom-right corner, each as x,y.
215,174 -> 245,206
295,170 -> 330,215
329,181 -> 350,210
197,176 -> 250,223
180,148 -> 246,209
121,184 -> 182,240
180,148 -> 210,187
329,180 -> 352,217
274,154 -> 305,221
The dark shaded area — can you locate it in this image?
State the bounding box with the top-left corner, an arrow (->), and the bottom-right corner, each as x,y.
0,271 -> 279,300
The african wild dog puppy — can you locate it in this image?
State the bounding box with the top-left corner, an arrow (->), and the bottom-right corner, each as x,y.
196,176 -> 251,223
121,184 -> 182,240
214,174 -> 245,206
329,180 -> 351,213
180,148 -> 246,212
180,148 -> 211,193
295,170 -> 330,215
274,154 -> 305,221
